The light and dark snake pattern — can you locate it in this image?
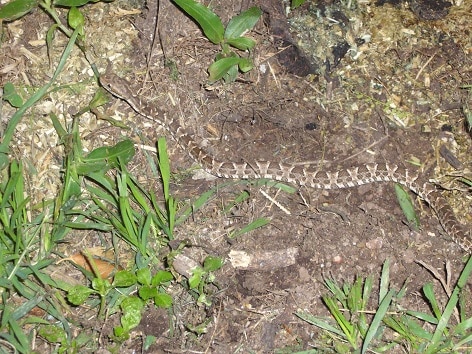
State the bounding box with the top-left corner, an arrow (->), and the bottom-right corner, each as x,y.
99,72 -> 471,252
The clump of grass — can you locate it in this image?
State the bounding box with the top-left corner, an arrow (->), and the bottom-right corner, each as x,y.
296,258 -> 472,353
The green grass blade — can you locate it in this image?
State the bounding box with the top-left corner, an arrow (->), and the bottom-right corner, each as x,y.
0,27 -> 80,170
251,179 -> 297,193
358,276 -> 373,336
347,277 -> 362,313
295,311 -> 345,337
324,278 -> 347,306
116,172 -> 140,249
422,283 -> 442,319
172,0 -> 224,44
139,213 -> 152,252
427,255 -> 472,353
379,258 -> 390,302
454,316 -> 472,335
7,318 -> 30,353
362,288 -> 395,353
127,176 -> 152,214
229,217 -> 270,238
454,330 -> 472,351
405,310 -> 439,324
394,184 -> 420,230
157,137 -> 171,201
323,295 -> 356,347
401,316 -> 433,340
176,188 -> 216,225
62,221 -> 113,231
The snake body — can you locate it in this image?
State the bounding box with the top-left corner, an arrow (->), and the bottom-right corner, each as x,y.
99,72 -> 471,252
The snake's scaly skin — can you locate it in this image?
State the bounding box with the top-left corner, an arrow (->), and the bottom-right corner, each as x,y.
100,72 -> 471,252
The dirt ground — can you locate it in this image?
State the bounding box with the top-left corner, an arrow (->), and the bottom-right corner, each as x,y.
1,0 -> 472,352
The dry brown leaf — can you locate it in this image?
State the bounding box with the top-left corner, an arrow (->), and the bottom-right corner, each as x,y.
65,253 -> 119,279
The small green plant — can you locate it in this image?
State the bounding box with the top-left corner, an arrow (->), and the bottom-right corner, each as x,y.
296,258 -> 472,353
0,161 -> 69,353
187,255 -> 224,306
54,127 -> 178,341
172,0 -> 262,83
0,0 -> 106,38
67,264 -> 173,342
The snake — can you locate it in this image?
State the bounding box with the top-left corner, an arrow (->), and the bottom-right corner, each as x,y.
99,71 -> 471,253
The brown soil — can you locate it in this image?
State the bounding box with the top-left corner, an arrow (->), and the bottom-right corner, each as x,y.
1,0 -> 471,352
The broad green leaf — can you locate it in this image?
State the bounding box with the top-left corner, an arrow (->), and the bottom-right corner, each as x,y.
225,7 -> 262,39
0,0 -> 38,22
68,6 -> 83,28
203,256 -> 223,272
225,37 -> 256,51
68,7 -> 84,36
92,277 -> 111,294
90,87 -> 109,109
75,160 -> 108,175
172,0 -> 224,44
238,57 -> 253,72
197,293 -> 211,306
137,268 -> 152,286
113,270 -> 137,287
208,56 -> 242,82
121,296 -> 145,312
394,184 -> 420,230
67,285 -> 95,305
120,296 -> 144,331
188,267 -> 205,289
223,63 -> 239,83
151,270 -> 174,286
121,308 -> 142,332
83,139 -> 135,170
2,83 -> 23,107
53,0 -> 94,6
139,285 -> 157,300
38,325 -> 67,343
113,326 -> 128,340
154,293 -> 173,308
187,319 -> 210,334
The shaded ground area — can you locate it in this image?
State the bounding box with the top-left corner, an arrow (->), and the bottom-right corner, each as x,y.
1,0 -> 471,352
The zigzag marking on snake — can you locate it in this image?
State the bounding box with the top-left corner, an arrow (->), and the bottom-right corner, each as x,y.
99,72 -> 471,252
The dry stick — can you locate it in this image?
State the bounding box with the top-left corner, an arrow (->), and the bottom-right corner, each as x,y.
415,53 -> 436,81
